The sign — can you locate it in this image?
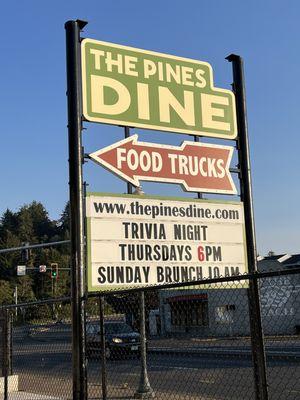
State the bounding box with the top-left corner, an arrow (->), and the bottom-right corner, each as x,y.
81,39 -> 237,139
89,135 -> 236,194
39,265 -> 47,273
17,265 -> 26,276
86,193 -> 247,292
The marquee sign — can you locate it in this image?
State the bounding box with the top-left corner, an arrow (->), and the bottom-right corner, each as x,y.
86,193 -> 247,292
81,39 -> 237,139
89,135 -> 236,194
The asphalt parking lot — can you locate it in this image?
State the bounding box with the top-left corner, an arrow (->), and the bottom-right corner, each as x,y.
10,331 -> 300,400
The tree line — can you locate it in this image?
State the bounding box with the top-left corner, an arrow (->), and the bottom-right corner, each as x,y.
0,201 -> 158,327
0,201 -> 70,305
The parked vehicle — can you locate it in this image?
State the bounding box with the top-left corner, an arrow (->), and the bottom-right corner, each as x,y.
86,321 -> 141,359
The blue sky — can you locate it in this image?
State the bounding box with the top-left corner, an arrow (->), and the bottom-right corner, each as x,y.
1,1 -> 299,255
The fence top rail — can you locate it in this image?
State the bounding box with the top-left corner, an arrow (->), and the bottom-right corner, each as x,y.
87,267 -> 300,297
0,296 -> 71,311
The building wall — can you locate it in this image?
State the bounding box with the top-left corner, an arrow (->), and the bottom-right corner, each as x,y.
207,288 -> 250,336
259,259 -> 300,335
159,286 -> 251,337
260,275 -> 300,335
159,273 -> 300,337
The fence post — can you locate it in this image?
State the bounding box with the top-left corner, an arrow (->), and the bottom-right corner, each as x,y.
2,310 -> 12,400
226,54 -> 269,400
99,296 -> 107,400
134,291 -> 154,399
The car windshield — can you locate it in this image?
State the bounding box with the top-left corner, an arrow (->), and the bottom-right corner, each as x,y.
105,322 -> 133,334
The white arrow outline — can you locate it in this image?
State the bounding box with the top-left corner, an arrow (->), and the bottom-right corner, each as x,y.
89,134 -> 237,195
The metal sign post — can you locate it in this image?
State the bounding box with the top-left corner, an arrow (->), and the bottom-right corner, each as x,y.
124,126 -> 133,194
124,127 -> 154,399
227,54 -> 269,400
65,19 -> 88,400
194,136 -> 203,199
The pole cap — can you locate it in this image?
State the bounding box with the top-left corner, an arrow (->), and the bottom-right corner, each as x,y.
226,54 -> 242,62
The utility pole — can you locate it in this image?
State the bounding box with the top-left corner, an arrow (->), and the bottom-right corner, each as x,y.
13,286 -> 18,318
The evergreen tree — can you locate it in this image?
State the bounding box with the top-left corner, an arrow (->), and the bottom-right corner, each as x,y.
0,200 -> 71,304
0,280 -> 13,305
17,276 -> 36,302
27,201 -> 56,240
17,205 -> 36,243
0,209 -> 18,237
57,202 -> 70,240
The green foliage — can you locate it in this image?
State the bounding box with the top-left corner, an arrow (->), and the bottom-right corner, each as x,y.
0,201 -> 71,306
0,280 -> 13,305
58,202 -> 70,239
17,276 -> 36,302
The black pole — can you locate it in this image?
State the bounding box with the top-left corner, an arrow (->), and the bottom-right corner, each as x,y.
134,291 -> 154,399
124,126 -> 133,194
226,54 -> 269,400
65,19 -> 88,400
194,136 -> 203,199
124,127 -> 153,398
2,310 -> 12,400
99,296 -> 107,400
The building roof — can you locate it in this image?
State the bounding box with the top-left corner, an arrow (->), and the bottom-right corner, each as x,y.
281,254 -> 300,266
268,254 -> 285,260
257,253 -> 300,271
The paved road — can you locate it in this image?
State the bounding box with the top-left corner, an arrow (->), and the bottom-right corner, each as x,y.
11,338 -> 300,400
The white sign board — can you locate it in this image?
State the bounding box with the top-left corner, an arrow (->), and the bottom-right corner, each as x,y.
17,265 -> 26,276
86,193 -> 247,292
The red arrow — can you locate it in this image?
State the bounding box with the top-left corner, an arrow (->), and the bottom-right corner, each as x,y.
89,135 -> 236,194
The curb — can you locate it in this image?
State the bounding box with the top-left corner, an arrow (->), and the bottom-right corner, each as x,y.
148,347 -> 300,361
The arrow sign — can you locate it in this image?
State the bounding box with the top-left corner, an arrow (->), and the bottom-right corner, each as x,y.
89,135 -> 236,194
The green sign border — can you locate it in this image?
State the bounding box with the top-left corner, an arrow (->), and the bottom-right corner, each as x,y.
86,192 -> 248,293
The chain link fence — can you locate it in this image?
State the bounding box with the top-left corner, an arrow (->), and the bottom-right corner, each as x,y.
86,270 -> 300,400
0,269 -> 299,399
0,298 -> 72,400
